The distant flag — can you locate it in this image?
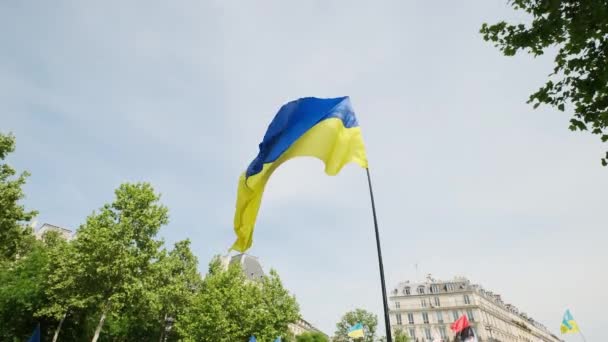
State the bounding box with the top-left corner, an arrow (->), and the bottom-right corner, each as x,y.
347,322 -> 365,338
231,96 -> 368,252
451,315 -> 478,342
249,335 -> 257,342
27,324 -> 40,342
450,314 -> 470,334
560,309 -> 580,334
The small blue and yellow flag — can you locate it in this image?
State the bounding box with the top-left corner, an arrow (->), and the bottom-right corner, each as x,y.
560,309 -> 580,334
347,322 -> 365,338
231,97 -> 368,252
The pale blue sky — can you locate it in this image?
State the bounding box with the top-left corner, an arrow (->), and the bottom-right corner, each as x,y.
1,1 -> 606,339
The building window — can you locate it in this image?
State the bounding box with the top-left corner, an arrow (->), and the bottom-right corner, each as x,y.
396,313 -> 402,325
464,294 -> 471,304
452,310 -> 459,321
424,327 -> 432,340
434,297 -> 441,306
421,298 -> 427,307
467,309 -> 475,322
447,283 -> 454,291
430,284 -> 438,293
439,326 -> 447,339
408,313 -> 414,324
436,311 -> 444,323
417,286 -> 425,294
404,287 -> 411,295
422,312 -> 429,324
395,301 -> 400,309
409,328 -> 416,339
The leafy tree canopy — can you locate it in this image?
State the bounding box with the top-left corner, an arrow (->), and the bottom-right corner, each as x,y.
333,308 -> 378,342
394,328 -> 411,342
0,133 -> 302,341
296,331 -> 329,342
481,0 -> 608,165
0,132 -> 37,261
176,258 -> 300,342
0,232 -> 65,341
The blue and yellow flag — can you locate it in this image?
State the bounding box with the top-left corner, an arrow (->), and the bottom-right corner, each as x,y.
348,322 -> 365,338
560,309 -> 580,334
232,97 -> 368,252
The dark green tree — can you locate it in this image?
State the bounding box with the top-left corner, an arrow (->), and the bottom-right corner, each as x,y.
176,258 -> 300,342
0,132 -> 37,261
101,239 -> 202,341
40,238 -> 86,342
481,0 -> 608,165
0,231 -> 65,341
58,183 -> 169,342
333,308 -> 378,342
296,331 -> 329,342
394,328 -> 411,342
155,239 -> 202,341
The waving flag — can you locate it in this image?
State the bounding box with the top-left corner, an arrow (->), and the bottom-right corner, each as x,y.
451,315 -> 478,341
450,315 -> 470,334
348,322 -> 365,338
231,96 -> 368,252
560,309 -> 580,334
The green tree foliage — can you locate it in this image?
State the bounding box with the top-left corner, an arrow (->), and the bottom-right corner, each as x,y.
67,182 -> 168,342
101,239 -> 203,341
394,328 -> 411,342
157,240 -> 203,321
333,308 -> 378,342
176,258 -> 300,342
0,231 -> 65,341
296,331 -> 329,342
0,156 -> 302,341
38,236 -> 85,341
0,132 -> 37,261
481,1 -> 608,165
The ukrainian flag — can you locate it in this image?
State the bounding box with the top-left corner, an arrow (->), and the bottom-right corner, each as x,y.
560,309 -> 580,334
347,322 -> 365,338
232,97 -> 368,252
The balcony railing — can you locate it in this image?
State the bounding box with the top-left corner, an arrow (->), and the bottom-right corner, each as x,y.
391,298 -> 474,310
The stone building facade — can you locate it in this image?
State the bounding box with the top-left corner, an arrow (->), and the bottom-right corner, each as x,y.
35,223 -> 73,241
389,275 -> 562,342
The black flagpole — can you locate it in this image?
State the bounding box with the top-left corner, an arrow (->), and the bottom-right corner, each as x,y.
365,168 -> 392,342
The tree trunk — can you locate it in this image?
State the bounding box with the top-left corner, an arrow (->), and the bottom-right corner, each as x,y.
52,311 -> 68,342
91,303 -> 109,342
158,313 -> 167,342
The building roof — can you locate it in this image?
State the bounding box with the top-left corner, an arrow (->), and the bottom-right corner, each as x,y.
37,223 -> 72,234
35,223 -> 74,240
229,253 -> 265,281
